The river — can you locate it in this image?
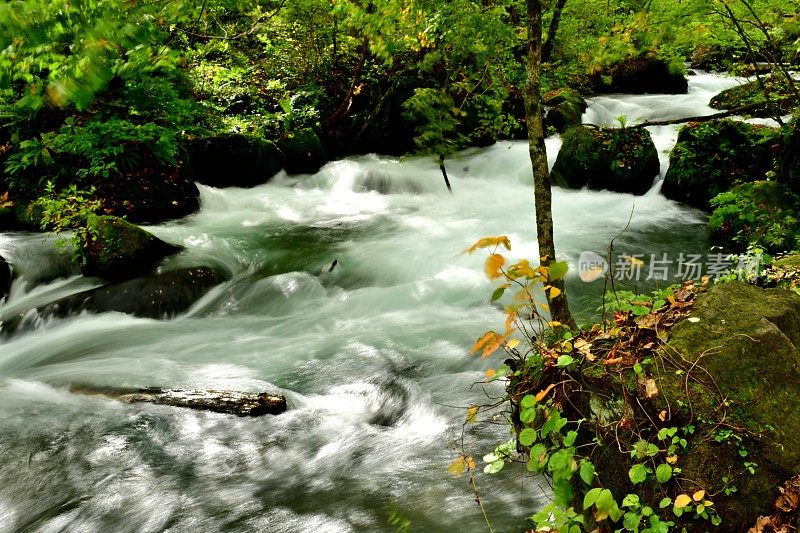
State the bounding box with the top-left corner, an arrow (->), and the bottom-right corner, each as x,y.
0,72 -> 750,532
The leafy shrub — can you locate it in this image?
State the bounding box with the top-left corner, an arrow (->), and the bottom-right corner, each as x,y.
709,180 -> 800,254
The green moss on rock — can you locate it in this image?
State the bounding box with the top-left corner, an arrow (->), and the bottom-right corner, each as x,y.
594,56 -> 688,94
709,75 -> 798,117
276,128 -> 328,174
551,126 -> 660,194
661,119 -> 782,209
82,215 -> 182,281
185,133 -> 284,187
544,88 -> 587,133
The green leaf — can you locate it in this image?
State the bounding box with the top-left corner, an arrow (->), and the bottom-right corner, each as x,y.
491,286 -> 505,301
520,394 -> 536,409
527,443 -> 548,472
549,261 -> 569,280
518,428 -> 537,446
628,463 -> 648,484
579,461 -> 595,485
520,407 -> 536,423
621,493 -> 640,508
556,355 -> 574,367
583,487 -> 603,510
656,463 -> 673,483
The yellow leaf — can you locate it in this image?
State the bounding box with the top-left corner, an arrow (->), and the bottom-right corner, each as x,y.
482,333 -> 505,358
464,236 -> 511,254
548,321 -> 562,327
548,286 -> 562,299
505,338 -> 520,350
535,383 -> 556,403
485,368 -> 496,378
666,455 -> 678,464
448,456 -> 466,477
466,456 -> 476,471
658,410 -> 668,422
505,311 -> 518,333
467,406 -> 478,423
471,332 -> 494,354
692,490 -> 705,502
485,254 -> 505,279
674,494 -> 692,508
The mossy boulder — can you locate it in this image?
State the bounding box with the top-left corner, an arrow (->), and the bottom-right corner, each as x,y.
81,216 -> 182,281
185,133 -> 284,187
277,128 -> 328,174
594,57 -> 688,94
709,180 -> 800,254
661,282 -> 800,530
544,88 -> 587,133
661,119 -> 782,209
709,74 -> 798,117
781,116 -> 800,194
551,126 -> 660,194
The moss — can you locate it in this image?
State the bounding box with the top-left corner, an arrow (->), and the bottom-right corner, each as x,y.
594,56 -> 688,95
661,119 -> 782,209
551,126 -> 660,194
709,75 -> 798,117
276,127 -> 328,174
185,133 -> 284,187
81,215 -> 182,281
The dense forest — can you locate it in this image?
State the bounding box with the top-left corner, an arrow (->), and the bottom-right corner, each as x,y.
1,0 -> 800,531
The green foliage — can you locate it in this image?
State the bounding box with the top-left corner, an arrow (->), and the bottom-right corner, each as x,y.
709,180 -> 800,254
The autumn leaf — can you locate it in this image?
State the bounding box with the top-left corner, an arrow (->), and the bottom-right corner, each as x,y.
485,368 -> 496,378
505,338 -> 520,350
693,490 -> 706,502
535,383 -> 556,403
467,406 -> 478,423
448,456 -> 466,477
485,254 -> 505,279
674,494 -> 692,508
471,332 -> 495,354
464,236 -> 511,254
548,286 -> 562,299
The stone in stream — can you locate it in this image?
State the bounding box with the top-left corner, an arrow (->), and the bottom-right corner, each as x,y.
592,56 -> 688,94
0,253 -> 10,302
1,266 -> 227,333
70,385 -> 287,416
185,133 -> 285,188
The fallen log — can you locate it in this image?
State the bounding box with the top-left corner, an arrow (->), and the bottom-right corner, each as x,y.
69,385 -> 287,416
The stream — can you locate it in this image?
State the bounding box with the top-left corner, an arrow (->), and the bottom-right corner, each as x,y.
0,72 -> 753,532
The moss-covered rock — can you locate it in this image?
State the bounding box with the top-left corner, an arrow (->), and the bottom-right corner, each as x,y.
709,75 -> 798,117
277,128 -> 328,174
661,119 -> 782,209
708,180 -> 800,254
594,56 -> 688,94
81,216 -> 182,281
551,126 -> 660,194
781,116 -> 800,195
185,133 -> 284,187
544,88 -> 587,133
662,282 -> 800,530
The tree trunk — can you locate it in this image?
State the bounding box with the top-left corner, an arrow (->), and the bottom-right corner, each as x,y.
524,0 -> 576,329
541,0 -> 567,64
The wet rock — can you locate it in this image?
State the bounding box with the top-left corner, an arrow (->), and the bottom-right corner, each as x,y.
0,253 -> 10,301
661,119 -> 782,209
544,88 -> 587,133
661,282 -> 800,530
82,216 -> 182,281
551,126 -> 660,194
70,385 -> 286,416
2,267 -> 227,333
185,133 -> 284,187
594,56 -> 688,94
709,74 -> 798,117
277,128 -> 328,174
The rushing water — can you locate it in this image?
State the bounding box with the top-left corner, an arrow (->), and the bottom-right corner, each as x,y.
0,72 -> 752,532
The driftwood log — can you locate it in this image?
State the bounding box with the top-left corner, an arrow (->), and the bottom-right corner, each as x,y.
70,385 -> 287,416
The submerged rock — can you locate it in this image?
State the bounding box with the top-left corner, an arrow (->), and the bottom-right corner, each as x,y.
82,216 -> 182,281
185,133 -> 284,188
2,267 -> 227,333
70,385 -> 286,416
594,56 -> 688,94
0,253 -> 10,301
661,119 -> 782,209
551,126 -> 660,194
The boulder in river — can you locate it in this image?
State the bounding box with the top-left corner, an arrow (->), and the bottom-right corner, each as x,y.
0,253 -> 10,302
276,128 -> 328,174
544,88 -> 587,133
185,133 -> 284,188
70,385 -> 286,416
1,266 -> 228,333
81,215 -> 182,281
661,119 -> 782,209
551,126 -> 660,194
593,56 -> 688,94
709,74 -> 798,118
